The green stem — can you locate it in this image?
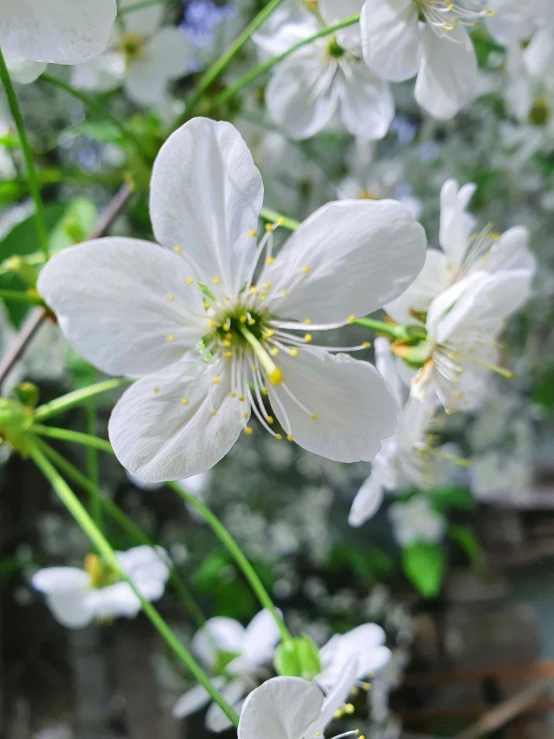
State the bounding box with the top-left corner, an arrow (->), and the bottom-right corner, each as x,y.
354,317 -> 410,340
33,425 -> 113,452
0,288 -> 44,306
0,47 -> 49,261
40,73 -> 151,164
30,442 -> 238,726
35,438 -> 208,631
210,15 -> 360,109
85,402 -> 101,527
260,208 -> 299,231
177,0 -> 287,123
34,378 -> 132,422
168,481 -> 292,644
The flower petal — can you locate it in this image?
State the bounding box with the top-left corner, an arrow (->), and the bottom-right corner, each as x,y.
243,609 -> 281,662
415,23 -> 476,120
385,248 -> 448,324
173,678 -> 226,719
360,0 -> 421,82
117,545 -> 170,600
150,118 -> 263,296
338,64 -> 395,139
32,566 -> 91,594
147,27 -> 193,79
193,617 -> 247,668
268,349 -> 399,463
32,567 -> 93,629
238,677 -> 323,739
348,470 -> 386,527
120,0 -> 164,36
439,179 -> 477,265
37,238 -> 207,377
316,658 -> 359,731
265,50 -> 339,140
4,51 -> 46,84
108,355 -> 246,482
0,0 -> 116,64
84,582 -> 141,619
206,680 -> 248,733
265,199 -> 426,324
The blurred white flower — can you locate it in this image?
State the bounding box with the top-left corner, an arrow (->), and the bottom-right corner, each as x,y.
3,50 -> 45,84
317,623 -> 391,688
256,0 -> 394,140
71,0 -> 192,106
31,545 -> 170,629
39,117 -> 426,482
238,660 -> 360,739
173,609 -> 280,731
360,0 -> 487,118
388,496 -> 445,546
0,0 -> 116,64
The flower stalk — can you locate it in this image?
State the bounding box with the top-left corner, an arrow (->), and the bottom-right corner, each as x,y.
34,378 -> 132,422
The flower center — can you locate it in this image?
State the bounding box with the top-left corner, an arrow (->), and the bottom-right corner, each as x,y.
84,553 -> 119,589
529,97 -> 550,126
118,31 -> 147,65
326,36 -> 345,59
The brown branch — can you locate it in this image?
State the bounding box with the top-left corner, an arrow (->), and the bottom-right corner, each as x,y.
0,183 -> 133,386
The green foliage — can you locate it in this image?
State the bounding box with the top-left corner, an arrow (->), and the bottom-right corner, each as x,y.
402,542 -> 445,599
429,485 -> 475,513
327,542 -> 393,582
448,524 -> 482,564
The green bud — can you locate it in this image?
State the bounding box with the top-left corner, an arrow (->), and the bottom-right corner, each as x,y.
274,635 -> 322,680
0,398 -> 35,456
3,256 -> 39,288
13,382 -> 39,408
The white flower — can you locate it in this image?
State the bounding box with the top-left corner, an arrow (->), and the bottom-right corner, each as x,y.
360,0 -> 490,119
31,545 -> 170,629
411,269 -> 533,411
385,178 -> 536,324
388,496 -> 445,546
257,0 -> 395,140
471,448 -> 531,502
238,661 -> 361,739
349,338 -> 436,526
38,117 -> 426,482
173,609 -> 281,731
317,623 -> 391,688
70,0 -> 192,106
3,50 -> 46,84
0,0 -> 116,64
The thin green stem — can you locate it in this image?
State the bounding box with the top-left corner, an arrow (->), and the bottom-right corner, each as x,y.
354,317 -> 411,340
30,442 -> 238,726
168,481 -> 292,644
34,378 -> 132,422
0,288 -> 44,306
176,0 -> 286,123
260,208 -> 299,231
85,403 -> 101,527
35,438 -> 208,631
210,15 -> 360,109
40,73 -> 151,164
33,425 -> 113,452
0,47 -> 49,260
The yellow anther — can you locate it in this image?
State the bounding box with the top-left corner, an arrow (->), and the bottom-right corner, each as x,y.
275,433 -> 282,440
225,351 -> 233,358
211,277 -> 221,285
351,688 -> 359,697
239,396 -> 245,402
363,341 -> 371,349
247,318 -> 256,326
180,397 -> 189,405
360,682 -> 371,691
355,730 -> 360,735
230,392 -> 237,398
250,286 -> 258,295
277,217 -> 284,226
211,409 -> 217,416
222,339 -> 232,347
203,300 -> 210,309
304,333 -> 312,343
265,223 -> 273,232
239,315 -> 247,323
286,434 -> 293,442
344,703 -> 355,715
167,334 -> 175,342
252,364 -> 259,372
270,347 -> 279,356
302,265 -> 310,273
261,387 -> 268,395
213,377 -> 220,384
262,330 -> 274,339
244,426 -> 253,435
243,413 -> 249,419
264,282 -> 271,290
289,348 -> 298,357
186,278 -> 194,285
166,292 -> 174,301
304,318 -> 311,325
333,710 -> 342,719
311,414 -> 318,421
208,319 -> 216,329
269,368 -> 283,385
267,256 -> 275,265
153,386 -> 160,393
279,289 -> 288,297
348,314 -> 355,324
173,245 -> 181,253
249,229 -> 257,237
267,416 -> 274,424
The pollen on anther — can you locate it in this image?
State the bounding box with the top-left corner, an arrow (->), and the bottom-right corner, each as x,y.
167,333 -> 175,342
264,223 -> 273,232
250,286 -> 258,295
173,245 -> 181,253
225,351 -> 233,358
180,397 -> 189,405
267,256 -> 275,265
344,703 -> 355,715
248,229 -> 257,237
348,314 -> 355,324
186,278 -> 194,285
304,333 -> 312,343
304,318 -> 311,325
261,387 -> 268,396
230,392 -> 237,398
243,412 -> 249,419
153,387 -> 160,393
275,433 -> 282,440
211,409 -> 217,416
270,347 -> 279,356
289,348 -> 298,356
286,434 -> 293,442
211,277 -> 221,285
166,292 -> 174,301
264,282 -> 271,290
363,341 -> 371,349
239,315 -> 247,323
244,426 -> 253,435
213,377 -> 221,384
302,265 -> 310,273
311,414 -> 318,421
239,396 -> 245,402
267,416 -> 274,424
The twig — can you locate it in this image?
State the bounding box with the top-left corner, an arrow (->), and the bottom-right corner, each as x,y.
0,183 -> 133,386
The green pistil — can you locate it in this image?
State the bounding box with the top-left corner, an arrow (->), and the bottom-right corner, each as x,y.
327,36 -> 345,58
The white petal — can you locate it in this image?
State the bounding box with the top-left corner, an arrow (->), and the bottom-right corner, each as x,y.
348,470 -> 386,527
265,199 -> 426,324
238,677 -> 323,739
0,0 -> 117,64
147,27 -> 193,79
117,545 -> 170,600
268,349 -> 399,463
37,238 -> 207,377
125,66 -> 168,106
3,50 -> 46,84
32,567 -> 93,629
318,0 -> 364,47
206,680 -> 247,733
150,118 -> 263,296
360,0 -> 421,82
484,0 -> 534,44
486,226 -> 536,274
385,248 -> 449,324
265,50 -> 339,140
319,624 -> 387,686
338,64 -> 395,139
316,658 -> 359,731
70,52 -> 126,93
84,582 -> 141,619
120,0 -> 164,36
173,678 -> 226,719
193,617 -> 247,668
243,609 -> 281,662
31,566 -> 91,593
109,355 -> 246,482
415,23 -> 476,120
439,179 -> 477,266
524,28 -> 554,78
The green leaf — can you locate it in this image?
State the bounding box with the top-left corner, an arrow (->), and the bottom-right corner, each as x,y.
430,485 -> 475,512
448,524 -> 482,564
327,543 -> 393,581
402,542 -> 445,598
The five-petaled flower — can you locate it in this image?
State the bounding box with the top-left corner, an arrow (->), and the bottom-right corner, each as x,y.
38,117 -> 426,482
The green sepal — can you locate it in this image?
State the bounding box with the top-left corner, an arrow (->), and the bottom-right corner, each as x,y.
274,634 -> 322,680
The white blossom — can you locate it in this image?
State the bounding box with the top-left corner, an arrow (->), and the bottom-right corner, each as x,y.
38,117 -> 426,482
31,545 -> 170,629
388,496 -> 446,546
317,623 -> 391,688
